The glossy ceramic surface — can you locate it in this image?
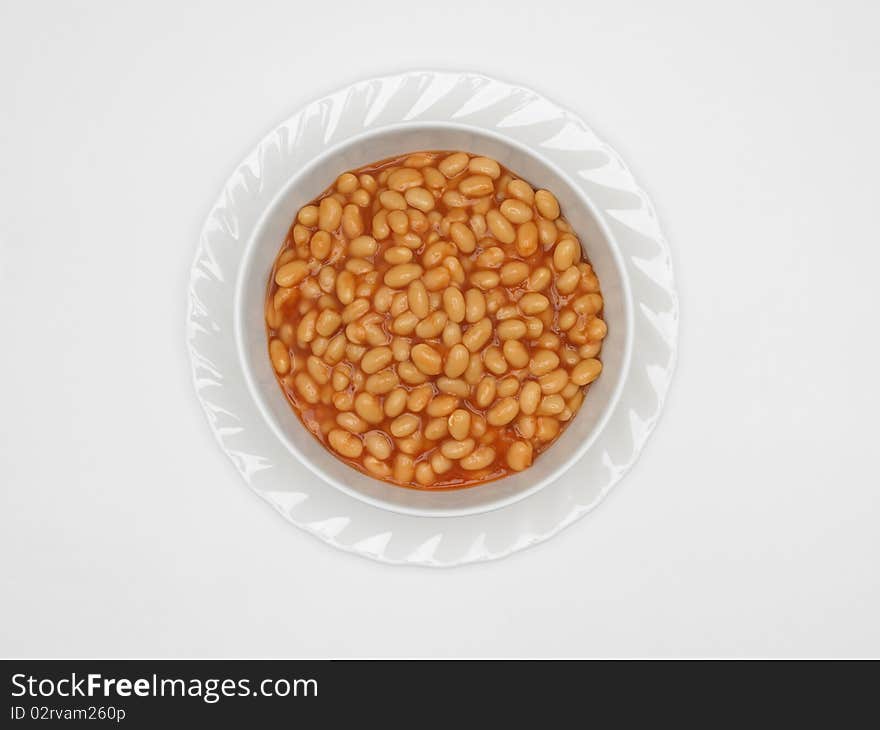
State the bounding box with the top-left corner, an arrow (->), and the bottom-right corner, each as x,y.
187,70 -> 678,565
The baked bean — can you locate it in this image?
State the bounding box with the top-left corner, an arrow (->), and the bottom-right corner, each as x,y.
398,360 -> 428,385
507,179 -> 535,205
363,455 -> 392,477
436,377 -> 470,398
448,409 -> 472,441
385,263 -> 424,288
524,317 -> 544,339
411,343 -> 442,375
470,270 -> 500,290
587,317 -> 608,340
354,392 -> 384,424
421,241 -> 451,268
464,353 -> 485,385
438,152 -> 468,177
335,270 -> 355,305
405,187 -> 435,212
350,189 -> 371,208
516,221 -> 539,256
506,441 -> 533,471
275,260 -> 309,288
535,190 -> 560,220
450,222 -> 476,254
384,246 -> 413,264
487,397 -> 519,426
341,298 -> 369,324
390,413 -> 420,438
441,438 -> 475,460
430,451 -> 453,475
459,175 -> 494,197
380,388 -> 405,418
571,358 -> 603,386
365,370 -> 399,394
363,430 -> 392,460
536,218 -> 558,246
318,197 -> 343,231
502,340 -> 529,368
379,190 -> 407,210
539,369 -> 569,394
331,366 -> 350,392
266,150 -> 605,489
306,355 -> 330,385
442,190 -> 467,208
325,334 -> 346,364
296,310 -> 317,344
484,346 -> 507,375
527,267 -> 552,291
476,246 -> 505,268
537,394 -> 565,415
556,266 -> 581,295
553,237 -> 580,271
499,261 -> 529,286
405,384 -> 432,412
345,234 -> 375,257
460,446 -> 496,470
415,310 -> 448,339
292,225 -> 310,246
486,209 -> 515,243
535,416 -> 560,441
328,428 -> 363,458
336,172 -> 359,194
422,266 -> 451,291
475,376 -> 497,408
337,411 -> 368,434
342,204 -> 363,239
464,289 -> 487,322
298,205 -> 319,226
294,372 -> 320,404
405,279 -> 429,319
519,292 -> 550,314
500,198 -> 533,224
361,346 -> 392,374
387,168 -> 423,191
332,391 -> 353,411
558,308 -> 577,331
372,210 -> 390,239
310,336 -> 329,358
463,317 -> 492,352
422,167 -> 445,188
269,339 -> 290,374
468,157 -> 501,179
393,453 -> 415,482
387,210 -> 409,234
572,293 -> 603,315
400,435 -> 425,455
497,318 -> 527,340
441,287 -> 466,323
425,417 -> 448,441
516,414 -> 536,439
426,394 -> 458,417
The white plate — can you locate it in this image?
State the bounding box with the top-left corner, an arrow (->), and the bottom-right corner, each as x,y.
187,70 -> 678,566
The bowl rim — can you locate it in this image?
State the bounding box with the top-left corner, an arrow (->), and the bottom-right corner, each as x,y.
233,120 -> 635,518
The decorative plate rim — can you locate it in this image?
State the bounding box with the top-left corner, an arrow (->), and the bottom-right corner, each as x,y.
186,69 -> 679,566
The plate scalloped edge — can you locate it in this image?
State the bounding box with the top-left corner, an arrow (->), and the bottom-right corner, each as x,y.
186,70 -> 679,567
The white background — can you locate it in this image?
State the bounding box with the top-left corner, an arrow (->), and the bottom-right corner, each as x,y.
2,0 -> 878,658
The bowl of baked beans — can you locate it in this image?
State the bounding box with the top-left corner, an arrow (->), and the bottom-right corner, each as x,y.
238,126 -> 632,516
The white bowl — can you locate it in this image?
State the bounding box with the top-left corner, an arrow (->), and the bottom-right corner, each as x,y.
189,70 -> 677,565
235,123 -> 633,517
